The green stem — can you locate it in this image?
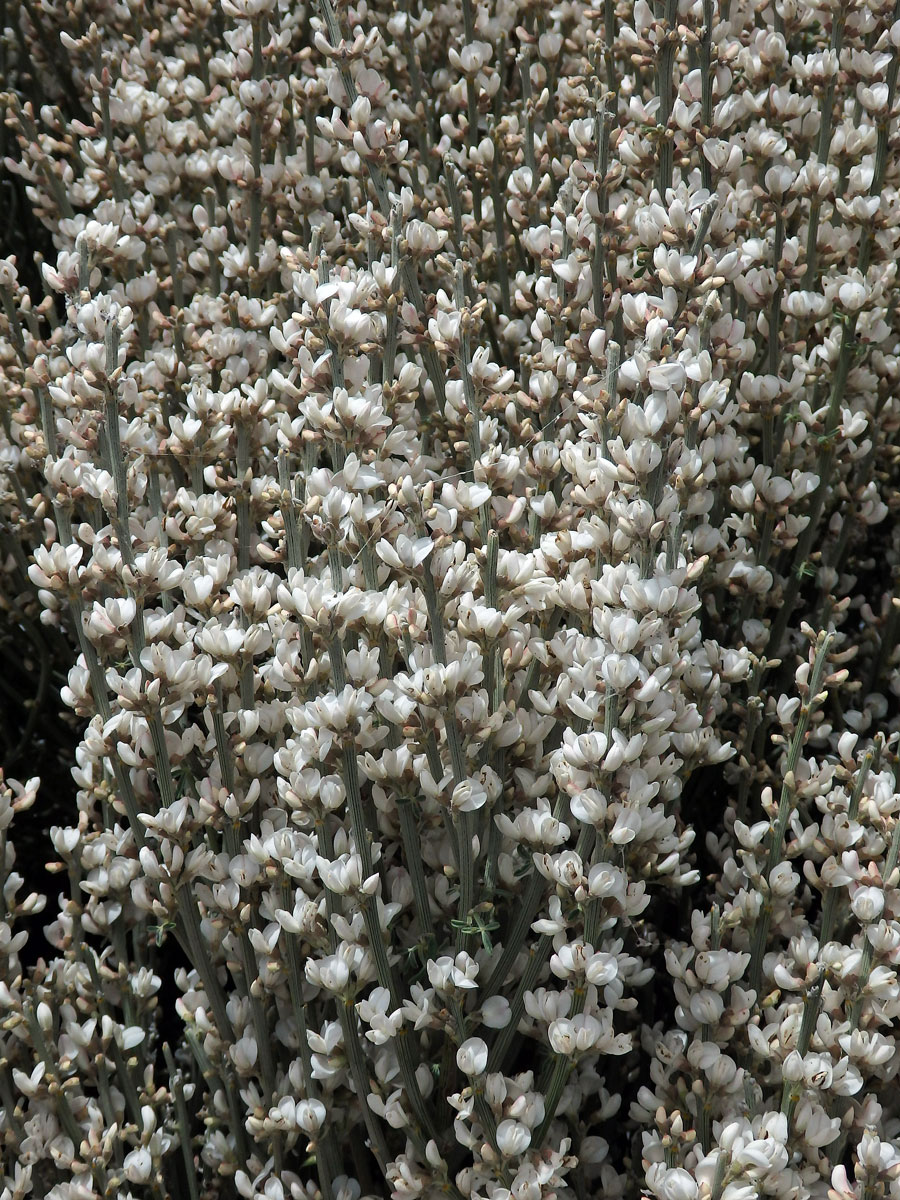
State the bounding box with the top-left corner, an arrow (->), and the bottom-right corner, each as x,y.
487,934 -> 552,1072
700,0 -> 713,192
780,972 -> 823,1127
803,13 -> 845,285
236,420 -> 251,572
338,999 -> 391,1171
481,869 -> 546,1000
820,747 -> 875,944
767,320 -> 857,659
747,634 -> 833,1000
163,1042 -> 201,1200
656,0 -> 678,195
278,883 -> 339,1200
316,0 -> 447,408
397,797 -> 435,946
174,886 -> 235,1043
183,1026 -> 250,1167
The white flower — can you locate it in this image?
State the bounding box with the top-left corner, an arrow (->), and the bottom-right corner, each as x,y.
316,853 -> 380,896
850,886 -> 884,922
376,535 -> 433,571
653,247 -> 698,286
405,221 -> 448,256
451,779 -> 488,813
647,361 -> 686,392
357,987 -> 404,1043
837,280 -> 868,311
123,1147 -> 153,1183
306,955 -> 352,994
585,952 -> 619,986
296,1099 -> 327,1134
426,953 -> 479,993
456,1037 -> 488,1075
229,1036 -> 259,1072
647,1165 -> 699,1200
480,996 -> 511,1028
495,1119 -> 531,1157
548,1013 -> 603,1056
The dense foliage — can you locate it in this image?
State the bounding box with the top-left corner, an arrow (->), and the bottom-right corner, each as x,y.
2,1 -> 900,1199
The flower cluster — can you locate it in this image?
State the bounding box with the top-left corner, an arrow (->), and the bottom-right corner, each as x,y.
2,1 -> 900,1199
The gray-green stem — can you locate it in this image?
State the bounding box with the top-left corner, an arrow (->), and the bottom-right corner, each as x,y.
747,633 -> 834,1001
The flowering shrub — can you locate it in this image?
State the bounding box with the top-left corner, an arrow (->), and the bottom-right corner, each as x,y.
2,0 -> 900,1198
